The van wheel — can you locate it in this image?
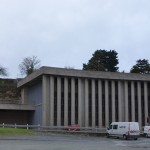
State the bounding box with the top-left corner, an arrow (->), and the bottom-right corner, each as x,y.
123,135 -> 127,140
146,134 -> 149,138
134,138 -> 138,140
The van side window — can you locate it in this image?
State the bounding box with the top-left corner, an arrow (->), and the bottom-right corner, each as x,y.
113,125 -> 118,129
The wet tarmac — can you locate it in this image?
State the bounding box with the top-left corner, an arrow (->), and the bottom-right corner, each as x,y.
0,133 -> 149,150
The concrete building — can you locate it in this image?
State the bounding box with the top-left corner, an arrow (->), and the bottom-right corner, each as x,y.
17,66 -> 150,128
0,78 -> 35,124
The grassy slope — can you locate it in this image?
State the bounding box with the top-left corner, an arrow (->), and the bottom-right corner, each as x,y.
0,128 -> 33,135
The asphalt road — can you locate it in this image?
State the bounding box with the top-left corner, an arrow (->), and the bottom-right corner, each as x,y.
0,133 -> 149,150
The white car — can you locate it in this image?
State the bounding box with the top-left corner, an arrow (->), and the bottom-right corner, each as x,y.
144,126 -> 150,137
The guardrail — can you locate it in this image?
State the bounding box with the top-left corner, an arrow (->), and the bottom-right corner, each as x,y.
0,123 -> 40,130
0,123 -> 145,135
0,123 -> 106,133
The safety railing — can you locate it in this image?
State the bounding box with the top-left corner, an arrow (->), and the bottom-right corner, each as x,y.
0,123 -> 145,135
0,123 -> 106,133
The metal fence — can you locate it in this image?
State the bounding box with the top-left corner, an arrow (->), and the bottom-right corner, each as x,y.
0,123 -> 106,133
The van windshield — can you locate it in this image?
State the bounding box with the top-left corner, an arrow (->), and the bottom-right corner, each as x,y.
109,125 -> 113,129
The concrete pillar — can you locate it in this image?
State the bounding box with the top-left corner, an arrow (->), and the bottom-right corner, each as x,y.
21,87 -> 28,104
57,77 -> 61,126
71,78 -> 75,125
118,81 -> 124,121
42,75 -> 50,126
124,81 -> 128,121
64,77 -> 68,126
92,79 -> 95,127
137,82 -> 142,128
98,80 -> 102,128
78,78 -> 82,126
131,81 -> 135,121
50,76 -> 54,126
105,80 -> 109,127
144,82 -> 148,125
85,79 -> 89,127
111,80 -> 115,122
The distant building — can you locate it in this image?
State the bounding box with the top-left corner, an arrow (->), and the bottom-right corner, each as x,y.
17,66 -> 150,129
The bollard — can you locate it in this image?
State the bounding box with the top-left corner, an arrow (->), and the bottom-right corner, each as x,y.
38,124 -> 40,130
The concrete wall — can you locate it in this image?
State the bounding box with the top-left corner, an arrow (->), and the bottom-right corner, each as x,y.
27,82 -> 42,125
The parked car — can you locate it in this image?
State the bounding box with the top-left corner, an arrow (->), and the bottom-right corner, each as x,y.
107,122 -> 140,140
144,126 -> 150,137
67,124 -> 80,131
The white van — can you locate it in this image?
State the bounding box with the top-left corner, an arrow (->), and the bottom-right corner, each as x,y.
107,122 -> 140,140
144,126 -> 150,137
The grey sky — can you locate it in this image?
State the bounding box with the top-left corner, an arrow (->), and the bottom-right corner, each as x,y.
0,0 -> 150,78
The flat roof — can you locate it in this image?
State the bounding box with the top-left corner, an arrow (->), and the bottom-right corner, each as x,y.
18,66 -> 150,87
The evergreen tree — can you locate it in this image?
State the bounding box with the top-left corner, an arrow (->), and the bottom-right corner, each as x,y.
130,59 -> 150,74
83,49 -> 119,72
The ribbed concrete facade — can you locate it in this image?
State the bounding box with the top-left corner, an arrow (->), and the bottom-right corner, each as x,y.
18,67 -> 150,128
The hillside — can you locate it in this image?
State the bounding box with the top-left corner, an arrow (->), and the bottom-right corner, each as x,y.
0,78 -> 21,103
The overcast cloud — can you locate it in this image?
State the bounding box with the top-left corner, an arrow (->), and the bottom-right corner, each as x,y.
0,0 -> 150,78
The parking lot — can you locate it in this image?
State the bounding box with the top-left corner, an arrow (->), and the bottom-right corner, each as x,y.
0,133 -> 149,150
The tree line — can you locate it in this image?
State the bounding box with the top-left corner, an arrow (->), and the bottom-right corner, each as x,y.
0,49 -> 150,77
83,49 -> 150,74
0,56 -> 40,77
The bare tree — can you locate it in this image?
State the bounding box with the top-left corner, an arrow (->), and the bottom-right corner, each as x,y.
0,65 -> 8,76
19,56 -> 41,76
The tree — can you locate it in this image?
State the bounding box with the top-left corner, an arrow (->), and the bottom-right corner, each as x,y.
130,59 -> 150,74
19,56 -> 41,76
83,49 -> 119,72
0,65 -> 8,76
